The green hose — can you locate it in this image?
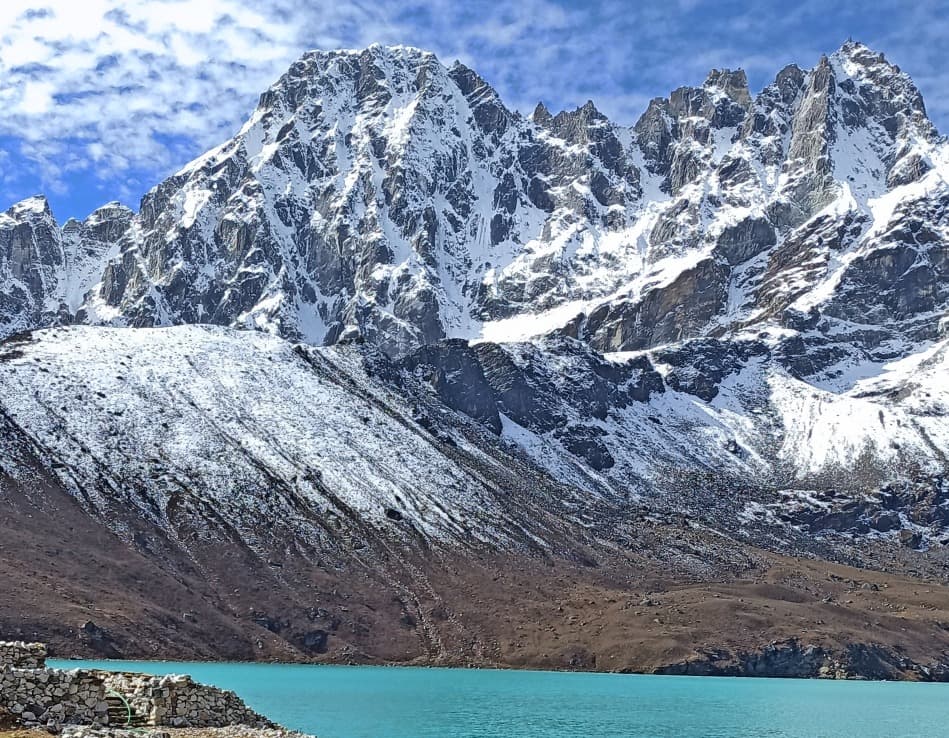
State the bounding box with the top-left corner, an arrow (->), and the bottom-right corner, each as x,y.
105,689 -> 133,728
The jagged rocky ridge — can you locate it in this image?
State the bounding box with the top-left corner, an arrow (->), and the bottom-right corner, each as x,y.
3,41 -> 944,359
2,41 -> 949,677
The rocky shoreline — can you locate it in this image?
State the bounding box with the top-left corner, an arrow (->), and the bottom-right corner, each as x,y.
47,641 -> 949,683
0,643 -> 312,738
649,639 -> 949,681
5,633 -> 949,701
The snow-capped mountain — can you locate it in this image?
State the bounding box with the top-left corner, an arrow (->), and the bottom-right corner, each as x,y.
3,41 -> 949,675
2,39 -> 944,500
0,198 -> 131,337
3,41 -> 945,362
80,44 -> 648,353
80,41 -> 946,361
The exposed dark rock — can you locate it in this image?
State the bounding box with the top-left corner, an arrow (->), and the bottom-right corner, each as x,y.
715,216 -> 777,266
583,259 -> 730,352
654,339 -> 769,401
653,639 -> 944,681
300,630 -> 330,654
78,622 -> 123,659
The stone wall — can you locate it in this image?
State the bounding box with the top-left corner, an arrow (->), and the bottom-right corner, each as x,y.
0,642 -> 272,731
101,672 -> 272,729
0,667 -> 108,728
0,641 -> 47,669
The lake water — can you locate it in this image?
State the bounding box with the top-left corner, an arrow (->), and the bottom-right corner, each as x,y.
50,659 -> 949,738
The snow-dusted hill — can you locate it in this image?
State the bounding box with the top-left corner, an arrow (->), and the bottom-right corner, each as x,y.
2,324 -> 948,557
0,325 -> 599,551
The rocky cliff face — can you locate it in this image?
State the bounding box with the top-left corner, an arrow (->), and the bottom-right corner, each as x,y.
77,45 -> 647,354
4,41 -> 941,362
0,197 -> 69,336
0,198 -> 131,337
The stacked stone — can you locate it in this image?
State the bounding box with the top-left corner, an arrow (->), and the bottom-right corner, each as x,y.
0,641 -> 48,669
0,666 -> 109,729
1,642 -> 273,733
101,673 -> 272,729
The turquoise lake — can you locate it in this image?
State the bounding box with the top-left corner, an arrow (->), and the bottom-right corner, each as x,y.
50,659 -> 949,737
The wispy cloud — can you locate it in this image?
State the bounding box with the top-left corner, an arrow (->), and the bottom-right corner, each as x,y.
0,0 -> 946,218
0,0 -> 305,206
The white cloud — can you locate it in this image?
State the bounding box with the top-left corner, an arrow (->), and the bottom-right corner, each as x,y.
0,0 -> 307,199
19,81 -> 55,114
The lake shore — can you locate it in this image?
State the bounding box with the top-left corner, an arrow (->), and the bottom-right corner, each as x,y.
38,548 -> 949,683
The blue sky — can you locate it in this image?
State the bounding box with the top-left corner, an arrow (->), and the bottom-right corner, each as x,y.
1,0 -> 947,220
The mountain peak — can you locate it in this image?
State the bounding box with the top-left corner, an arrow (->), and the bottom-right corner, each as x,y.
829,38 -> 910,85
6,195 -> 52,218
365,42 -> 437,58
703,68 -> 751,106
85,201 -> 133,225
447,60 -> 500,98
826,38 -> 938,139
835,38 -> 880,60
549,99 -> 606,125
271,44 -> 443,99
702,69 -> 751,109
296,43 -> 437,63
448,61 -> 512,136
532,101 -> 553,126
